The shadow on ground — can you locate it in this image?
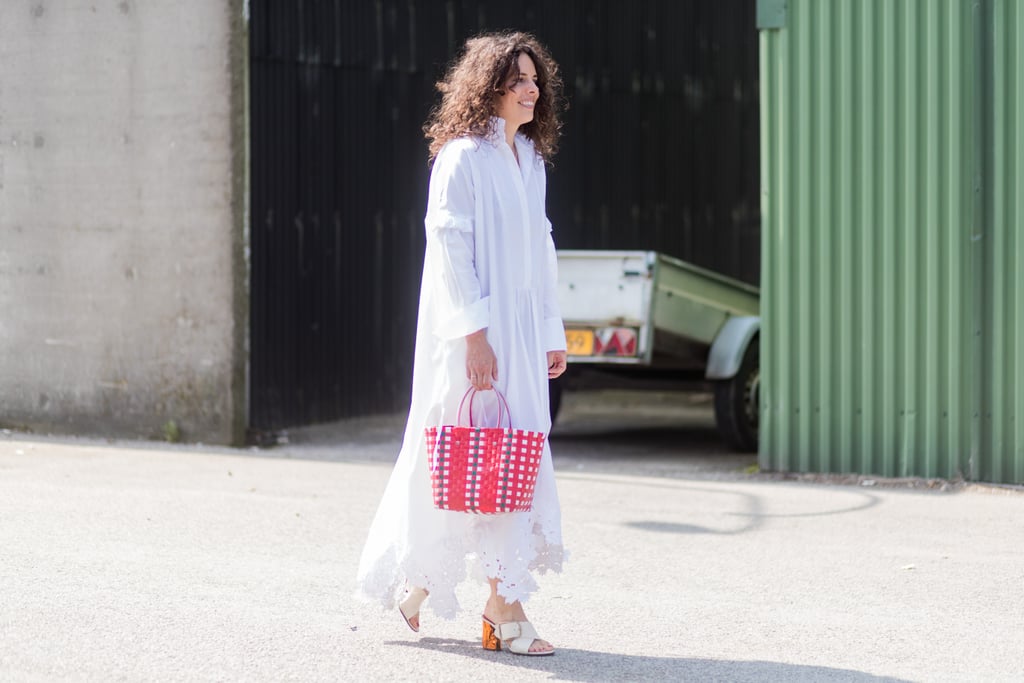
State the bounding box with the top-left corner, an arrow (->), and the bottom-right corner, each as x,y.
388,637 -> 909,682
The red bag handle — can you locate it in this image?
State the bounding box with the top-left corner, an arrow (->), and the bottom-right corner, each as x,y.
456,387 -> 512,428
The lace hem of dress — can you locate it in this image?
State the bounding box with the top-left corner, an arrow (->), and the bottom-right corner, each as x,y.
355,517 -> 566,620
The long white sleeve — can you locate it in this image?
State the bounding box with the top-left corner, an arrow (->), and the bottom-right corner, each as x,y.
542,223 -> 566,352
424,144 -> 489,340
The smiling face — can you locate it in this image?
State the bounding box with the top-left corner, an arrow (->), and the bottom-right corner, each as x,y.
494,52 -> 540,132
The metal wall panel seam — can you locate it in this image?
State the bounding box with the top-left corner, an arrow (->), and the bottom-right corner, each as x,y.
864,0 -> 888,479
984,0 -> 1000,480
940,61 -> 954,465
1007,0 -> 1022,484
969,0 -> 987,479
907,0 -> 925,475
1015,0 -> 1024,483
932,0 -> 952,478
993,0 -> 1012,481
944,0 -> 959,473
765,10 -> 782,468
923,3 -> 942,476
758,32 -> 775,468
988,0 -> 1005,482
856,0 -> 876,474
952,0 -> 968,476
794,1 -> 812,472
803,0 -> 819,469
835,0 -> 854,474
930,0 -> 943,472
769,24 -> 789,471
887,0 -> 904,474
911,0 -> 933,476
814,1 -> 832,469
782,9 -> 792,470
947,0 -> 970,478
916,0 -> 933,473
766,24 -> 783,469
993,0 -> 1024,482
925,0 -> 937,479
767,24 -> 779,470
758,31 -> 771,465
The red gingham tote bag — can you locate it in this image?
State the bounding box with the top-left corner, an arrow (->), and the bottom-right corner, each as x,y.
424,389 -> 545,514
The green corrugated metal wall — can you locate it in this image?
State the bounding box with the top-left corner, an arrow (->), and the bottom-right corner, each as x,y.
759,0 -> 1023,483
981,0 -> 1024,483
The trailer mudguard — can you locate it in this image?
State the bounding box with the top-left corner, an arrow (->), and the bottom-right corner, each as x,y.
705,316 -> 760,380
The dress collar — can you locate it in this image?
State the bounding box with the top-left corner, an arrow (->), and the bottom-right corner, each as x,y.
486,116 -> 509,147
486,116 -> 536,158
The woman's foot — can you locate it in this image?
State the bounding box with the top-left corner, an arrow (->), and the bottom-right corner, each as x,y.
399,587 -> 428,632
482,596 -> 554,654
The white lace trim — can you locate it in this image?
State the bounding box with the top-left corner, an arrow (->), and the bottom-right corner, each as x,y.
356,515 -> 566,620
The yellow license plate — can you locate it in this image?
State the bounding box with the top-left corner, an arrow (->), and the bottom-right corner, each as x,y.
564,329 -> 595,356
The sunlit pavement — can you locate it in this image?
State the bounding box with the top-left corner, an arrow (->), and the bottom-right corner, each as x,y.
2,390 -> 1022,682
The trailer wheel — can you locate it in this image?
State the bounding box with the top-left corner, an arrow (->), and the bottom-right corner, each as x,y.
713,336 -> 759,452
548,376 -> 564,425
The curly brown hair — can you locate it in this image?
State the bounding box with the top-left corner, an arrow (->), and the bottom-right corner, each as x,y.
425,31 -> 564,163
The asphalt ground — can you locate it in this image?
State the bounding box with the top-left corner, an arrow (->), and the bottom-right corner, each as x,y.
2,390 -> 1023,682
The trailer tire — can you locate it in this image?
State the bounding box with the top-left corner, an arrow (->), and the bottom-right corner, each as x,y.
713,335 -> 759,452
548,376 -> 564,425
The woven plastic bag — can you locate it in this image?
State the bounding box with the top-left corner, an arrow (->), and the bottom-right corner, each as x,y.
424,389 -> 545,513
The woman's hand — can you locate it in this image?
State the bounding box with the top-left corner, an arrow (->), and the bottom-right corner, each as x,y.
547,350 -> 567,379
466,329 -> 498,390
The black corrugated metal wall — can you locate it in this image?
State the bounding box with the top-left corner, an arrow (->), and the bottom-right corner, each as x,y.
249,0 -> 759,430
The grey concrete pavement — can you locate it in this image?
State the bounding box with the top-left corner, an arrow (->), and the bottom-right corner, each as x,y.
2,390 -> 1023,682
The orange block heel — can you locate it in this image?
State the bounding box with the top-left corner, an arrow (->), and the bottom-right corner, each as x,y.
482,618 -> 501,651
480,615 -> 553,656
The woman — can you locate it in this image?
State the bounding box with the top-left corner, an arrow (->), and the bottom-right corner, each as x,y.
355,32 -> 567,656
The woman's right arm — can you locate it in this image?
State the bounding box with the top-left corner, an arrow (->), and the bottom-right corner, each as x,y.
424,145 -> 497,390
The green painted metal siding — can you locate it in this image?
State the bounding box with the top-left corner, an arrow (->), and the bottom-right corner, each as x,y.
981,0 -> 1024,482
759,0 -> 1023,483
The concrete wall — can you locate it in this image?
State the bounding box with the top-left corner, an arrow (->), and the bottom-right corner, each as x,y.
0,1 -> 247,444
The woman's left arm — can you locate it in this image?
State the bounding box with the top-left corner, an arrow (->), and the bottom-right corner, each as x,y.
537,160 -> 566,379
542,226 -> 567,379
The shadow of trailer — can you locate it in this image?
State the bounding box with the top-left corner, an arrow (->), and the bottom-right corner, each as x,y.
552,250 -> 760,452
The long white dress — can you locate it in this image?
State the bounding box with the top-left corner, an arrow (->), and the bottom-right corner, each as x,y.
355,117 -> 567,619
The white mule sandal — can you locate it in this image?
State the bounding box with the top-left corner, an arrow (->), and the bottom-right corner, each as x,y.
398,587 -> 428,632
481,615 -> 554,656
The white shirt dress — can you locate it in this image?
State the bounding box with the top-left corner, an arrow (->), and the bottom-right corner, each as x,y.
355,117 -> 567,619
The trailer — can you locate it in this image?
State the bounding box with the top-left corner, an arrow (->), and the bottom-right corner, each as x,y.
554,250 -> 761,451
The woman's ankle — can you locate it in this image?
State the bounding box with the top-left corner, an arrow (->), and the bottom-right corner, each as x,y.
484,598 -> 525,623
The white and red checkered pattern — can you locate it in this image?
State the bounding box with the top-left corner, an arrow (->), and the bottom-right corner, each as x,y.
425,425 -> 545,514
